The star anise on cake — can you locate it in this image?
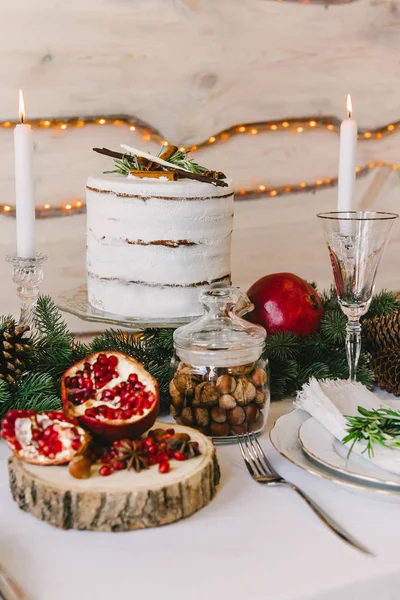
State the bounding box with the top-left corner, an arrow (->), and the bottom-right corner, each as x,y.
113,439 -> 149,472
166,433 -> 201,459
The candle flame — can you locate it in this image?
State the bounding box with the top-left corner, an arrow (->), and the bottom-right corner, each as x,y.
346,94 -> 352,118
19,89 -> 25,123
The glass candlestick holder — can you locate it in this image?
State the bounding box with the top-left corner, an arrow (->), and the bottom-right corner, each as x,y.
6,253 -> 48,330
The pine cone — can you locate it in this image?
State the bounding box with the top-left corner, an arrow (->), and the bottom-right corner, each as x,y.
363,311 -> 400,353
370,348 -> 400,396
0,321 -> 32,383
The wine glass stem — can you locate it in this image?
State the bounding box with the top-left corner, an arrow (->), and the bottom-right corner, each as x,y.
346,318 -> 362,382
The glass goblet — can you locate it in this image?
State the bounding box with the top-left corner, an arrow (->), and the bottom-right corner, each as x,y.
317,211 -> 398,382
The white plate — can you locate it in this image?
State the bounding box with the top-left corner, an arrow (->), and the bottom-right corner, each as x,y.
298,417 -> 400,490
270,409 -> 400,499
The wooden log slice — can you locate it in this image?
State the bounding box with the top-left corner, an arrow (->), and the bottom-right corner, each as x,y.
8,422 -> 220,532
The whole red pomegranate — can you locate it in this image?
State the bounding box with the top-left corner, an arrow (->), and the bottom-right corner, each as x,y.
247,273 -> 323,336
1,410 -> 91,465
61,351 -> 159,442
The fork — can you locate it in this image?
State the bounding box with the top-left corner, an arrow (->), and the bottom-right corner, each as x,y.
237,433 -> 374,556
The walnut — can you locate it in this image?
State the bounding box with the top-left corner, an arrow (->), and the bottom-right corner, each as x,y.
210,406 -> 227,423
227,406 -> 246,425
181,407 -> 194,426
251,368 -> 267,388
210,422 -> 230,437
193,382 -> 219,406
233,379 -> 256,405
215,374 -> 236,394
219,394 -> 237,410
194,407 -> 210,427
169,380 -> 184,412
173,371 -> 199,395
227,363 -> 255,376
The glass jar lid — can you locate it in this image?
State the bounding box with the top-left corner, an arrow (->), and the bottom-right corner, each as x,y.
173,283 -> 266,367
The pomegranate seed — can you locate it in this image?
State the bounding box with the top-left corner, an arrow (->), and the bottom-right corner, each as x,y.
99,465 -> 113,476
101,454 -> 112,464
166,428 -> 175,436
147,445 -> 157,455
156,452 -> 169,463
13,441 -> 22,451
85,408 -> 96,418
108,355 -> 119,367
97,354 -> 108,365
128,373 -> 138,383
173,452 -> 187,461
148,455 -> 158,466
158,461 -> 170,474
102,389 -> 116,400
71,439 -> 82,450
143,437 -> 153,448
113,460 -> 126,470
64,376 -> 71,386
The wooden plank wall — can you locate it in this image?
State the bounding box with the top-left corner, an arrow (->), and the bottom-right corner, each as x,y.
0,0 -> 399,329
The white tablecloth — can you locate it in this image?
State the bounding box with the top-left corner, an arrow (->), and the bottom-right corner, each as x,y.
2,399 -> 400,600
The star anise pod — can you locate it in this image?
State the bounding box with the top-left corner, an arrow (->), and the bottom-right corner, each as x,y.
113,439 -> 148,472
167,434 -> 201,459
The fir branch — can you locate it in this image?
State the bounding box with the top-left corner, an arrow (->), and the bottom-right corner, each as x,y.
320,309 -> 346,343
34,295 -> 73,342
0,373 -> 61,420
0,315 -> 14,331
366,290 -> 400,319
264,332 -> 300,361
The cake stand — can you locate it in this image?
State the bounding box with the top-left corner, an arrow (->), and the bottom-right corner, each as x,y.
58,285 -> 196,329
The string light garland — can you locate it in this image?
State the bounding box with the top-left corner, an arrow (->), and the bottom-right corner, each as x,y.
0,113 -> 399,216
0,162 -> 397,217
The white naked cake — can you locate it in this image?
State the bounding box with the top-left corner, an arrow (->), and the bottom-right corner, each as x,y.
86,170 -> 234,319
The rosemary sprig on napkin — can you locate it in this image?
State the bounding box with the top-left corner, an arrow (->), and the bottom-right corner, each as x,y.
343,406 -> 400,458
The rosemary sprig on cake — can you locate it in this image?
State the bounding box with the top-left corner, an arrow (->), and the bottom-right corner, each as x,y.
93,143 -> 227,187
343,406 -> 400,457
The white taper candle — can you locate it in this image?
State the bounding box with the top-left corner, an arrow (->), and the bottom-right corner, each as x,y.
14,90 -> 36,258
337,94 -> 358,212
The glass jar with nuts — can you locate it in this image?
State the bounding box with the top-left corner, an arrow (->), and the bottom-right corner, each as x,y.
170,283 -> 269,443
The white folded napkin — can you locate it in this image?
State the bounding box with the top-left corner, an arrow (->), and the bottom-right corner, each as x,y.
295,378 -> 400,475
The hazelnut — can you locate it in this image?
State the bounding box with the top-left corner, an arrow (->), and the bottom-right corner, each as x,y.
230,422 -> 248,435
173,372 -> 198,395
210,422 -> 230,437
244,403 -> 260,423
227,363 -> 255,376
215,374 -> 236,394
219,394 -> 237,410
69,455 -> 92,479
254,389 -> 267,407
194,407 -> 210,427
181,407 -> 194,426
251,368 -> 267,388
210,406 -> 227,423
233,379 -> 256,405
227,406 -> 246,426
193,382 -> 219,406
248,412 -> 265,432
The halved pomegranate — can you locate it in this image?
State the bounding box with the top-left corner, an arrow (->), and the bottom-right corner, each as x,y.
1,410 -> 91,465
61,351 -> 159,442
